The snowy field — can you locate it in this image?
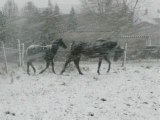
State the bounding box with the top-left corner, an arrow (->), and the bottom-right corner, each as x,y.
0,62 -> 160,120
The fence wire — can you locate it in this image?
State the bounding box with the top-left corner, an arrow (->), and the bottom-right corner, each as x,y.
0,46 -> 160,65
0,47 -> 19,64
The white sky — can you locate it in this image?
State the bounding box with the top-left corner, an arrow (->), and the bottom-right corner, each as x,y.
0,0 -> 160,15
0,0 -> 81,13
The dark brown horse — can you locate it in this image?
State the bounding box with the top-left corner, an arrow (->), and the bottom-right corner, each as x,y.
26,38 -> 67,75
60,40 -> 124,75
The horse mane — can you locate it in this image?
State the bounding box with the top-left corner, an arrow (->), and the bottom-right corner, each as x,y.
97,39 -> 106,42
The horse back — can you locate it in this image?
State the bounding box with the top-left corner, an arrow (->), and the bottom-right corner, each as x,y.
26,45 -> 47,56
69,40 -> 118,58
69,41 -> 86,55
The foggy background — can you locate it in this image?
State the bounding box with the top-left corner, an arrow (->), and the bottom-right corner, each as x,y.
0,0 -> 160,15
0,0 -> 160,63
0,0 -> 81,13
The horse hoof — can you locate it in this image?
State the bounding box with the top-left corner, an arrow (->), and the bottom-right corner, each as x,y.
53,72 -> 56,74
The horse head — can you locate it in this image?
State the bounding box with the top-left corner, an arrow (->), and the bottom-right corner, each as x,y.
113,46 -> 124,61
55,38 -> 67,49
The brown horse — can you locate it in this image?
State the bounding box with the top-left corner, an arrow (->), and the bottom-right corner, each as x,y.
61,40 -> 124,75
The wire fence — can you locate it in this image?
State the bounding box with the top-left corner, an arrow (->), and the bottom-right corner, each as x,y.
0,41 -> 160,74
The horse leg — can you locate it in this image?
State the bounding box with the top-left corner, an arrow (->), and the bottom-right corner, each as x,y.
27,62 -> 30,75
39,60 -> 50,74
104,56 -> 111,72
97,58 -> 103,75
51,60 -> 56,74
60,58 -> 72,74
74,57 -> 83,75
30,62 -> 36,74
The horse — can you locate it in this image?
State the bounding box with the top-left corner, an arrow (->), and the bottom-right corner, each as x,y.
60,40 -> 124,75
26,38 -> 67,75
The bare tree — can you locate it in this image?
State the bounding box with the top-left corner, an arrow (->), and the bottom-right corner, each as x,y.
79,0 -> 143,35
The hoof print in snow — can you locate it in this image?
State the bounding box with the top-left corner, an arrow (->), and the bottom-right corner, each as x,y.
134,70 -> 139,73
113,71 -> 118,73
123,113 -> 128,115
5,111 -> 10,115
113,106 -> 116,109
12,113 -> 15,116
146,66 -> 151,69
101,98 -> 107,101
5,111 -> 15,116
143,102 -> 148,104
93,77 -> 98,81
61,82 -> 66,86
88,112 -> 94,116
16,76 -> 20,79
125,103 -> 131,107
154,108 -> 157,111
122,68 -> 126,71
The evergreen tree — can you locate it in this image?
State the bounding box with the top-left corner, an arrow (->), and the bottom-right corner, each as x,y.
0,11 -> 6,42
23,1 -> 39,18
68,7 -> 78,31
20,2 -> 41,45
40,8 -> 57,45
48,0 -> 54,11
54,4 -> 60,16
3,0 -> 18,18
2,0 -> 19,47
41,3 -> 64,44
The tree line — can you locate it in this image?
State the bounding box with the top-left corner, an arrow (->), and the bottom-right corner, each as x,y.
0,0 -> 141,48
0,0 -> 78,47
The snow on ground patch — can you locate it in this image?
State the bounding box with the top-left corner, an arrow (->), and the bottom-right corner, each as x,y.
0,62 -> 159,120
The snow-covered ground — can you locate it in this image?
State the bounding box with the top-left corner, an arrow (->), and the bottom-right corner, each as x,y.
0,62 -> 159,120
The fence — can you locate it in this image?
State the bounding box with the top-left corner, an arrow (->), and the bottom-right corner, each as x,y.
0,39 -> 159,74
0,40 -> 25,73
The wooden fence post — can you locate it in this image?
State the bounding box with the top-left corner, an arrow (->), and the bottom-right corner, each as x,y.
122,42 -> 127,67
17,39 -> 22,67
2,42 -> 8,73
21,43 -> 25,66
148,36 -> 152,46
146,35 -> 152,46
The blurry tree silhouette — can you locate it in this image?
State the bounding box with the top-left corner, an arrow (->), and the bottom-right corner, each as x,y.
80,0 -> 140,36
2,0 -> 19,47
20,1 -> 42,46
68,7 -> 78,31
3,0 -> 18,18
54,4 -> 60,16
0,11 -> 7,43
